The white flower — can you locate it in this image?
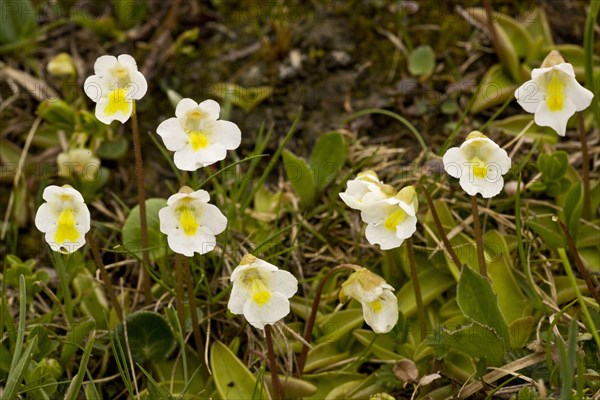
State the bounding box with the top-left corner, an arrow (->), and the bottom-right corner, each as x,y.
83,54 -> 148,125
156,98 -> 241,171
34,185 -> 91,253
339,170 -> 393,211
339,266 -> 398,334
158,187 -> 227,257
227,254 -> 298,330
360,186 -> 418,250
514,50 -> 594,136
442,131 -> 511,198
57,148 -> 100,180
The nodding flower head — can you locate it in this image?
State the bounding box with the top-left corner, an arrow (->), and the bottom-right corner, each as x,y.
442,131 -> 511,198
83,54 -> 148,124
514,50 -> 593,136
156,98 -> 241,171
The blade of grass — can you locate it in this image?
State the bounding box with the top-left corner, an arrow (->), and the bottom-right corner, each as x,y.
9,275 -> 27,373
0,337 -> 38,400
109,328 -> 135,398
557,248 -> 600,348
50,252 -> 73,324
64,331 -> 96,400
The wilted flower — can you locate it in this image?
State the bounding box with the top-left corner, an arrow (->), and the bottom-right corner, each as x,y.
156,98 -> 241,171
339,170 -> 393,211
47,53 -> 76,77
57,148 -> 100,179
360,186 -> 418,250
340,266 -> 398,334
83,54 -> 148,124
515,50 -> 594,136
442,131 -> 511,198
35,185 -> 91,253
227,254 -> 298,330
158,187 -> 227,257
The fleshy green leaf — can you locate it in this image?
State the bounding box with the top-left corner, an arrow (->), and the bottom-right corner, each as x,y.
283,150 -> 316,208
484,230 -> 530,325
408,45 -> 435,76
210,340 -> 265,400
97,137 -> 129,160
527,216 -> 567,249
304,342 -> 351,373
115,311 -> 176,363
465,8 -> 522,82
0,0 -> 37,46
538,151 -> 568,181
456,266 -> 510,347
309,132 -> 347,192
428,322 -> 505,366
121,198 -> 168,261
471,64 -> 517,114
397,266 -> 455,318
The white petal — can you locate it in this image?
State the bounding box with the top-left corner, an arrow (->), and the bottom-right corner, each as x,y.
442,147 -> 465,179
158,207 -> 178,233
94,97 -> 132,125
565,78 -> 594,111
530,66 -> 554,81
93,55 -> 118,76
362,290 -> 398,334
197,203 -> 227,235
480,177 -> 505,199
128,71 -> 148,100
486,149 -> 511,178
365,223 -> 405,250
339,180 -> 379,210
271,270 -> 298,298
157,118 -> 188,151
83,75 -> 107,103
459,174 -> 503,198
117,54 -> 138,71
212,120 -> 241,150
41,185 -> 63,202
553,63 -> 576,77
515,80 -> 544,114
242,292 -> 290,330
175,98 -> 199,118
173,146 -> 201,171
395,215 -> 417,239
534,99 -> 576,136
228,282 -> 249,314
198,99 -> 220,120
360,199 -> 398,225
165,193 -> 189,206
189,189 -> 210,203
35,203 -> 56,232
75,204 -> 91,233
166,226 -> 216,256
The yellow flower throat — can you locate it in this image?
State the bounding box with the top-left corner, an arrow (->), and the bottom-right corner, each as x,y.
188,131 -> 210,151
54,208 -> 79,244
251,278 -> 271,306
546,72 -> 564,112
470,156 -> 488,179
178,206 -> 199,236
105,88 -> 130,116
384,208 -> 406,231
